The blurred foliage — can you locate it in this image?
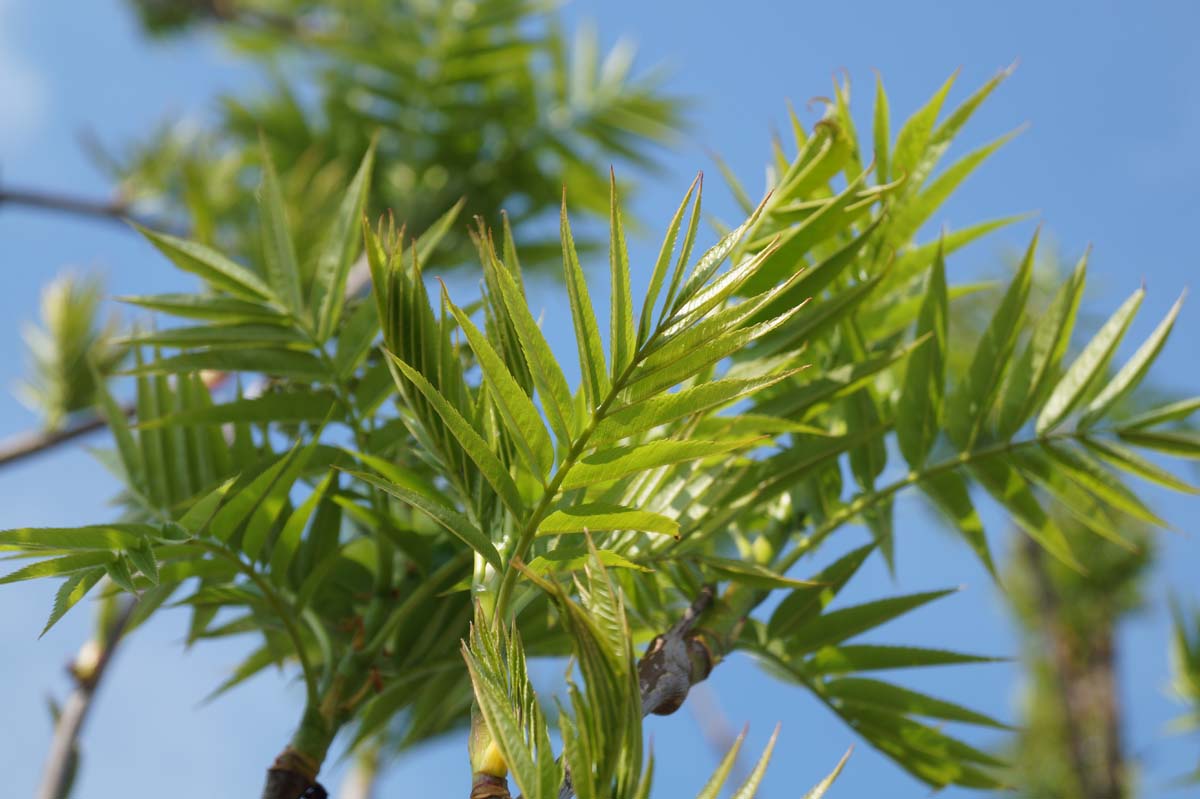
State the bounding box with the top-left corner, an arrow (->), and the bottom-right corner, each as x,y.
16,272 -> 126,429
104,0 -> 684,277
1169,599 -> 1200,785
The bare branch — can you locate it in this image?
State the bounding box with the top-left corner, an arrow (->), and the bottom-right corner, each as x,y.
0,185 -> 185,236
36,597 -> 137,799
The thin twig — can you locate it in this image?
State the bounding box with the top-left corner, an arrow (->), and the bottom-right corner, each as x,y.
0,186 -> 184,235
0,404 -> 133,469
36,597 -> 138,799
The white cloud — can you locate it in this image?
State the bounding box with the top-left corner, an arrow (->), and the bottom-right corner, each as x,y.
0,0 -> 48,152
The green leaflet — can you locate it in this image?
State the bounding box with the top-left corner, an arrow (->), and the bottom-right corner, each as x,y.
640,175 -> 700,344
921,470 -> 995,577
694,727 -> 746,799
824,677 -> 1010,729
313,142 -> 376,340
592,371 -> 797,445
1037,287 -> 1144,434
256,138 -> 304,314
560,199 -> 609,409
561,438 -> 758,490
769,543 -> 875,639
609,172 -> 635,377
1117,396 -> 1200,430
42,567 -> 106,637
443,293 -> 554,478
137,392 -> 336,429
124,349 -> 329,381
969,456 -> 1081,569
786,589 -> 957,655
0,525 -> 149,551
0,551 -> 116,584
946,232 -> 1035,448
384,352 -> 525,517
1081,290 -> 1187,427
350,470 -> 502,570
801,748 -> 852,799
537,503 -> 679,538
995,252 -> 1086,439
729,725 -> 779,799
135,227 -> 274,302
485,245 -> 575,444
118,293 -> 290,325
896,245 -> 947,468
807,644 -> 1002,674
694,555 -> 816,590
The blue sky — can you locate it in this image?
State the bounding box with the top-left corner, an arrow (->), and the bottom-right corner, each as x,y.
1,1 -> 1198,797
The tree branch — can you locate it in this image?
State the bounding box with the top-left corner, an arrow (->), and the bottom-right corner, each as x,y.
0,405 -> 133,470
0,185 -> 185,235
36,597 -> 137,799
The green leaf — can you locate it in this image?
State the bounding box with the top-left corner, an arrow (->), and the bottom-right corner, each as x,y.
769,544 -> 875,639
135,227 -> 274,302
257,138 -> 304,313
695,727 -> 746,799
42,567 -> 106,637
825,678 -> 1010,728
946,232 -> 1035,447
313,142 -> 376,340
787,589 -> 957,655
1081,290 -> 1187,426
414,198 -> 466,264
1042,442 -> 1166,526
1082,438 -> 1200,494
122,324 -> 306,348
485,247 -> 575,444
807,644 -> 1002,674
124,349 -> 328,381
128,539 -> 160,585
970,456 -> 1081,568
729,724 -> 779,799
537,503 -> 679,538
0,551 -> 116,584
92,364 -> 144,494
1118,396 -> 1200,430
560,198 -> 609,410
593,371 -> 797,445
526,547 -> 651,575
1118,429 -> 1200,460
696,556 -> 815,590
801,748 -> 852,799
207,449 -> 297,542
270,471 -> 334,581
561,439 -> 757,490
891,72 -> 955,191
873,73 -> 890,184
350,470 -> 502,570
609,172 -> 635,378
443,294 -> 554,478
1037,288 -> 1145,434
105,556 -> 137,594
896,245 -> 947,468
995,253 -> 1086,439
0,525 -> 148,551
638,176 -> 698,336
921,471 -> 994,577
138,392 -> 336,429
384,352 -> 525,516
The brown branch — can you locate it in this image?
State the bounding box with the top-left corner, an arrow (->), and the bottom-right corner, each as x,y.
36,597 -> 137,799
0,405 -> 133,469
0,186 -> 185,236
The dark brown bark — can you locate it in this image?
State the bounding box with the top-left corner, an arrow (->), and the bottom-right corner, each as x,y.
263,749 -> 326,799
